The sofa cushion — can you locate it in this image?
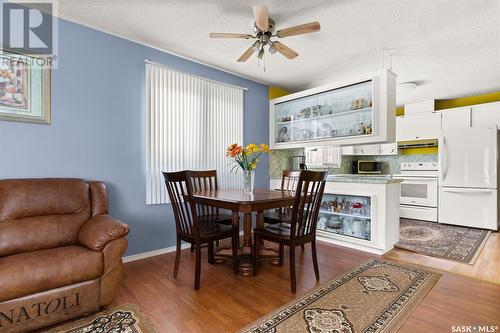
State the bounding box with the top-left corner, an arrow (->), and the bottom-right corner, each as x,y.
0,179 -> 92,257
0,245 -> 104,302
0,178 -> 90,221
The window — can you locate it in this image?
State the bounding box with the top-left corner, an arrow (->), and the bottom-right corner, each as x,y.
145,61 -> 244,204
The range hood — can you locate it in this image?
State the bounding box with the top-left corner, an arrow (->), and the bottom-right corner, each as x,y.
397,139 -> 438,149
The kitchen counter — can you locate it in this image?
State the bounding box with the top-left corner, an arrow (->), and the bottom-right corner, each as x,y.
327,174 -> 402,184
270,174 -> 402,184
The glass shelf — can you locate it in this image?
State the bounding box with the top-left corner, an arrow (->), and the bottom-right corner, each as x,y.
317,193 -> 372,241
273,81 -> 373,144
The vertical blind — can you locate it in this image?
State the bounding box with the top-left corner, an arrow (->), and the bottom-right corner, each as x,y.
146,61 -> 244,204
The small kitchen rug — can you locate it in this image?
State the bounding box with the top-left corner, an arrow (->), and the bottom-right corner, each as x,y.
237,259 -> 440,333
39,303 -> 158,333
395,219 -> 491,265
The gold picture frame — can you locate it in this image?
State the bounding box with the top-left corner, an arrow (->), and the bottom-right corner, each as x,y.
0,51 -> 51,124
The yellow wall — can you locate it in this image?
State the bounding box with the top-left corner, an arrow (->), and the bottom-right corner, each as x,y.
435,91 -> 500,110
399,91 -> 500,155
269,86 -> 290,100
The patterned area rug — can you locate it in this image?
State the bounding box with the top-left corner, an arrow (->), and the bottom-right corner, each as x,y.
238,259 -> 440,333
41,304 -> 157,333
395,219 -> 491,264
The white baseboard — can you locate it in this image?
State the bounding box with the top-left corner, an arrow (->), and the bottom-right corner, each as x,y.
123,231 -> 245,263
123,244 -> 191,263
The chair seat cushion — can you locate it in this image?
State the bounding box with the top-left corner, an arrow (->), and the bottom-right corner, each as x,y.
263,210 -> 292,224
199,214 -> 233,225
0,245 -> 104,302
198,220 -> 233,239
254,223 -> 291,240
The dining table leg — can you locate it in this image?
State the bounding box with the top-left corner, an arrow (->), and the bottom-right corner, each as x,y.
239,212 -> 254,276
256,210 -> 280,265
231,210 -> 240,275
243,213 -> 253,247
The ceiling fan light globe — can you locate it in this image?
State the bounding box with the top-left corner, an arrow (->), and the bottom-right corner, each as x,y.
258,48 -> 265,59
269,44 -> 276,54
252,40 -> 261,51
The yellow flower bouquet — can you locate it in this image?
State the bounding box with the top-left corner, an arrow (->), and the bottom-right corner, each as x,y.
226,143 -> 270,172
226,143 -> 270,193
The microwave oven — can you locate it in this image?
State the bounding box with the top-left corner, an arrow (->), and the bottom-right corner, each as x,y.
352,160 -> 382,174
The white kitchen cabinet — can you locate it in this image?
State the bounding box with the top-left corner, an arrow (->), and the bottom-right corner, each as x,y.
316,180 -> 401,255
305,147 -> 341,167
340,143 -> 397,156
355,144 -> 380,155
341,146 -> 355,155
270,69 -> 396,149
379,143 -> 398,155
323,147 -> 341,166
440,107 -> 471,131
471,102 -> 500,128
270,178 -> 401,254
340,145 -> 376,156
305,147 -> 323,167
396,113 -> 441,142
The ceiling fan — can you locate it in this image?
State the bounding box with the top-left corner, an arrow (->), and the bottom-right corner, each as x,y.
209,5 -> 321,63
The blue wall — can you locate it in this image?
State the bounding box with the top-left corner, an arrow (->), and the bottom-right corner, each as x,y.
0,18 -> 269,256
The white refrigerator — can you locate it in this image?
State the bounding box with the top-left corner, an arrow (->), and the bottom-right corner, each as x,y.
438,126 -> 499,230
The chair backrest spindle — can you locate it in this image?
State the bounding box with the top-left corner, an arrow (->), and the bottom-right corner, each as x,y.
290,171 -> 327,241
279,170 -> 301,214
163,171 -> 200,238
189,170 -> 220,217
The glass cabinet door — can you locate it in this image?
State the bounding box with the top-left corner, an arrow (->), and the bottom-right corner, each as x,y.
274,80 -> 373,145
317,193 -> 372,241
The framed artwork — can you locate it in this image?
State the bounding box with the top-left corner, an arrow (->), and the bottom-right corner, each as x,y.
0,51 -> 51,124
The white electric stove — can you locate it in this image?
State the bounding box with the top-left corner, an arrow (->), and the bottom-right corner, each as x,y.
393,162 -> 439,222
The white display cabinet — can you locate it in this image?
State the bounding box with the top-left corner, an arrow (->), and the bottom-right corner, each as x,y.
317,181 -> 400,255
317,193 -> 373,242
269,69 -> 396,149
268,178 -> 401,255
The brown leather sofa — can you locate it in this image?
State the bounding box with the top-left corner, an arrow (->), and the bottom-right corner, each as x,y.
0,178 -> 130,333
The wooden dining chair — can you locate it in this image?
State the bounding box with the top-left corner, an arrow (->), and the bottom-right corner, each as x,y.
253,170 -> 327,293
163,171 -> 239,290
264,170 -> 305,251
264,170 -> 301,223
189,170 -> 232,251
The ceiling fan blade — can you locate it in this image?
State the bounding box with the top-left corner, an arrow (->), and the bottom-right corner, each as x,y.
273,42 -> 298,60
237,47 -> 255,62
276,21 -> 321,38
252,5 -> 269,31
209,33 -> 253,39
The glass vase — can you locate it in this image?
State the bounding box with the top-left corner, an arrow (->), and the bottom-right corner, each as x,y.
242,170 -> 255,194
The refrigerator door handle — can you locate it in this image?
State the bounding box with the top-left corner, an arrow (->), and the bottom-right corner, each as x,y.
439,136 -> 446,181
441,188 -> 494,195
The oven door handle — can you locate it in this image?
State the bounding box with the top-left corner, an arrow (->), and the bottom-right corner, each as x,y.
398,177 -> 438,181
400,205 -> 437,211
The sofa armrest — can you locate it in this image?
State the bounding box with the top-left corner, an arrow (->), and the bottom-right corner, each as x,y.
78,215 -> 129,251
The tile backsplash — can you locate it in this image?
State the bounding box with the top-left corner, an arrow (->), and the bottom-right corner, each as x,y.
269,148 -> 437,177
269,148 -> 304,177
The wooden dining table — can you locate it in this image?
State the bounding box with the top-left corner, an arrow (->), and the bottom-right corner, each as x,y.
192,188 -> 295,275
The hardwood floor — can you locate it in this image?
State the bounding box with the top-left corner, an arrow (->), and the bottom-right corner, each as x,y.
112,240 -> 500,332
384,231 -> 500,285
